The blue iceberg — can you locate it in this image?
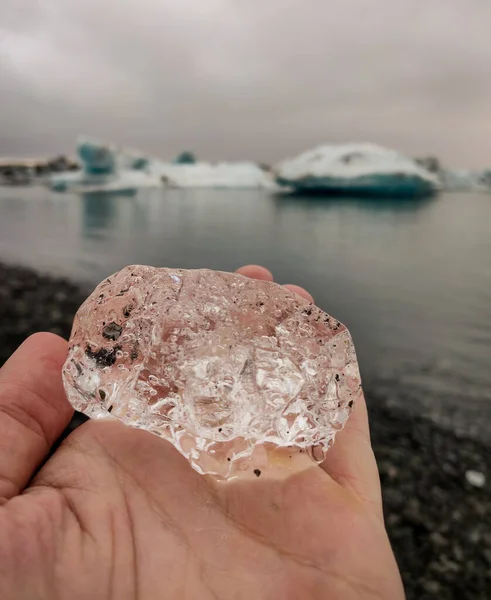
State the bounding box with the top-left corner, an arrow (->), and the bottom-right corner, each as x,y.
78,138 -> 116,175
173,151 -> 197,165
275,143 -> 440,197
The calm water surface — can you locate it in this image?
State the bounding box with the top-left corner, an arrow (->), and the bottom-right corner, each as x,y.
0,186 -> 490,439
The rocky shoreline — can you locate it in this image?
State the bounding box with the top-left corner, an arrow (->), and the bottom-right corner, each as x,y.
0,262 -> 489,599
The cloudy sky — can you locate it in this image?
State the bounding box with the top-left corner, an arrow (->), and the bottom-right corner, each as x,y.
1,0 -> 490,167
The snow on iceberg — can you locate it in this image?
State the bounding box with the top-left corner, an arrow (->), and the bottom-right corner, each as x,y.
275,143 -> 440,197
152,161 -> 277,189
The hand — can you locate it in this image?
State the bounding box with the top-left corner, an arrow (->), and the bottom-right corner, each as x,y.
0,266 -> 404,600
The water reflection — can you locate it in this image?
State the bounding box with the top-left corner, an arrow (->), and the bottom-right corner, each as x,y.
82,193 -> 115,237
81,192 -> 148,240
273,191 -> 436,215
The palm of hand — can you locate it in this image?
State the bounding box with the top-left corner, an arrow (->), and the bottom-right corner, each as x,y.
0,267 -> 404,599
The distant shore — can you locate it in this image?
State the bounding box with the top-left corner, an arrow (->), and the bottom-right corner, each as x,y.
0,261 -> 489,600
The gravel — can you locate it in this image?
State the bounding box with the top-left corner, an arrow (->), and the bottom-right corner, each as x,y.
0,262 -> 489,599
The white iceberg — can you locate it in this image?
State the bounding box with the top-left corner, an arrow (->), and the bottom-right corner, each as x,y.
50,137 -> 158,193
51,137 -> 277,192
274,143 -> 440,197
50,169 -> 162,194
152,161 -> 277,189
440,169 -> 491,193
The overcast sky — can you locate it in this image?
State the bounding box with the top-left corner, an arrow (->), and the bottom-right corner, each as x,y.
1,0 -> 490,167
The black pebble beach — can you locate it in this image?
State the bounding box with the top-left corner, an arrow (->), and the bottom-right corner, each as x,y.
0,261 -> 489,599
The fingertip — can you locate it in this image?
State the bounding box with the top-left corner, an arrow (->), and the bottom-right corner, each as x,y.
3,332 -> 68,374
283,284 -> 314,303
235,265 -> 274,281
22,331 -> 68,353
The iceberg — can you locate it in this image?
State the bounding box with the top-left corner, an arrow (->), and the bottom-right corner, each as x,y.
152,161 -> 278,189
173,151 -> 197,165
50,169 -> 162,194
77,136 -> 151,173
77,138 -> 116,175
49,137 -> 159,193
440,169 -> 491,193
50,137 -> 277,191
414,155 -> 491,193
274,143 -> 440,197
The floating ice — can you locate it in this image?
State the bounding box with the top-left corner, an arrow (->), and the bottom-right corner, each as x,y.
62,266 -> 362,479
275,143 -> 440,197
440,169 -> 491,193
77,137 -> 116,175
50,137 -> 159,193
152,161 -> 278,189
50,169 -> 161,194
50,137 -> 277,191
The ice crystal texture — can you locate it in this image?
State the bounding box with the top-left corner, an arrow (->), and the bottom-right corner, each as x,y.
63,266 -> 362,478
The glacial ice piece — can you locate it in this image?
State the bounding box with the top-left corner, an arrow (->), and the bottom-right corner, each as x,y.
153,161 -> 278,189
49,169 -> 161,194
50,137 -> 160,193
174,151 -> 197,165
274,143 -> 440,197
78,137 -> 116,175
63,266 -> 362,479
415,156 -> 441,174
118,147 -> 151,171
440,169 -> 491,193
51,136 -> 277,191
78,136 -> 150,173
129,156 -> 150,170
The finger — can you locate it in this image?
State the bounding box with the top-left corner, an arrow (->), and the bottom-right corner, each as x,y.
0,333 -> 72,500
283,284 -> 314,303
235,265 -> 274,281
320,391 -> 383,515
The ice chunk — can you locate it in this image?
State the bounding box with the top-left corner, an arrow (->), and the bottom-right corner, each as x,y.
49,169 -> 161,193
275,143 -> 440,197
440,169 -> 491,192
50,136 -> 159,193
174,151 -> 197,165
78,137 -> 116,175
62,266 -> 362,479
152,161 -> 278,189
52,136 -> 277,191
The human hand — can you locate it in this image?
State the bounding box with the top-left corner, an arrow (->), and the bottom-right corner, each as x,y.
0,265 -> 405,599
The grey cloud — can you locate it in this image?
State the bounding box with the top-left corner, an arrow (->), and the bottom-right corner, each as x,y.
1,0 -> 490,167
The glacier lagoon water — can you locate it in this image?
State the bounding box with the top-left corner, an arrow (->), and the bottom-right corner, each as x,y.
0,185 -> 490,440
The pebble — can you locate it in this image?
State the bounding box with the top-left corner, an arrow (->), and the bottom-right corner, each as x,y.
465,470 -> 486,488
